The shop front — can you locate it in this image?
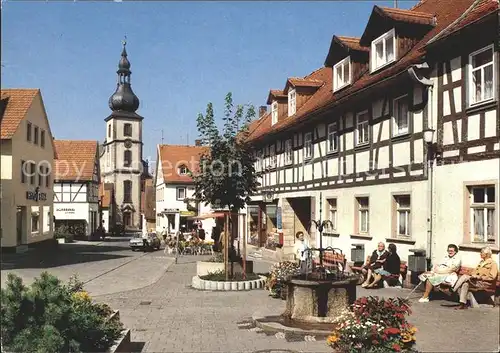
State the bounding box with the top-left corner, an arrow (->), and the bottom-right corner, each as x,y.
53,202 -> 99,239
246,200 -> 281,250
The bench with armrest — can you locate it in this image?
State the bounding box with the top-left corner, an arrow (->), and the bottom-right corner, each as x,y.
313,252 -> 347,272
350,255 -> 407,287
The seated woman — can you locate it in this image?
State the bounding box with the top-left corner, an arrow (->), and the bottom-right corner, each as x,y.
361,242 -> 389,288
448,246 -> 498,310
366,243 -> 400,288
418,244 -> 461,303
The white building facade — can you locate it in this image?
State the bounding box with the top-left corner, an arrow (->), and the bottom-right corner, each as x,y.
245,0 -> 499,269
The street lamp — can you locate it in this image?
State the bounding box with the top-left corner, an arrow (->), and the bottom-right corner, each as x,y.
423,127 -> 434,144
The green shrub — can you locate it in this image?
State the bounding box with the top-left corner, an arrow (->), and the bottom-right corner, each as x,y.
0,272 -> 123,353
200,269 -> 260,281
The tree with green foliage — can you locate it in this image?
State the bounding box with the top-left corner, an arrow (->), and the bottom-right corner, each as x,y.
192,93 -> 260,273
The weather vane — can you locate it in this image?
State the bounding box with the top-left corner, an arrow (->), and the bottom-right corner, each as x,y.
122,35 -> 127,47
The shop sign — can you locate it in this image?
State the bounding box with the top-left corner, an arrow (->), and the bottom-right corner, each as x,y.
180,211 -> 196,217
163,208 -> 179,214
26,187 -> 47,202
56,207 -> 75,214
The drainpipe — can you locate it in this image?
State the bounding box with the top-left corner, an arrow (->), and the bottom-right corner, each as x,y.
408,63 -> 435,268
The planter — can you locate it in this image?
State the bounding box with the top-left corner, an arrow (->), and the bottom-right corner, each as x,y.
191,276 -> 266,291
107,329 -> 131,353
196,260 -> 255,277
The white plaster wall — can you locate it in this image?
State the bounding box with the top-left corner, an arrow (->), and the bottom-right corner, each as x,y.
433,159 -> 500,268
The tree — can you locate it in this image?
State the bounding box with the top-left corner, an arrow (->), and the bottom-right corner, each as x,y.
192,93 -> 260,277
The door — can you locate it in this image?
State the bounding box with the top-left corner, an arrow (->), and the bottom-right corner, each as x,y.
16,206 -> 25,245
123,212 -> 131,227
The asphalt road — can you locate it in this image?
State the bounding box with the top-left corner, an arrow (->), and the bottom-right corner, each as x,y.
1,238 -> 174,296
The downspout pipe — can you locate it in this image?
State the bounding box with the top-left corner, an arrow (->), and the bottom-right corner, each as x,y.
407,62 -> 435,269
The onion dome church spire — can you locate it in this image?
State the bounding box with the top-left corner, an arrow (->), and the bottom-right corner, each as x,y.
108,38 -> 140,113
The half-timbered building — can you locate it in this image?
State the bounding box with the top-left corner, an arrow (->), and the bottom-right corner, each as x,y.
245,0 -> 499,268
53,140 -> 100,239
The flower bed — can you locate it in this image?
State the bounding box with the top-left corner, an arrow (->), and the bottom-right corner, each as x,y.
265,261 -> 300,299
326,296 -> 417,353
200,270 -> 260,281
1,273 -> 123,353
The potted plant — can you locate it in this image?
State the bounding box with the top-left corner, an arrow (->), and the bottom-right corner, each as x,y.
265,261 -> 300,299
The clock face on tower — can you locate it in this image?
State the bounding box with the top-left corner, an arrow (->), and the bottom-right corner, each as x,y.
124,139 -> 132,148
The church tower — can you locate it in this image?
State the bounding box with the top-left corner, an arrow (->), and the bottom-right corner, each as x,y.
100,40 -> 143,230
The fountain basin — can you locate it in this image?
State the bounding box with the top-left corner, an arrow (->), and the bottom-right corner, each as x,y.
284,274 -> 359,324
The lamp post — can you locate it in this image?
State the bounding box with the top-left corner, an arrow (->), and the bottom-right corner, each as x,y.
423,127 -> 440,269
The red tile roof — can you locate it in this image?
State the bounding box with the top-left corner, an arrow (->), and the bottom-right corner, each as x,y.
54,140 -> 98,182
427,0 -> 498,45
336,36 -> 369,52
266,89 -> 287,104
287,77 -> 324,88
0,89 -> 39,139
248,0 -> 479,143
379,6 -> 436,25
158,144 -> 208,184
99,182 -> 114,208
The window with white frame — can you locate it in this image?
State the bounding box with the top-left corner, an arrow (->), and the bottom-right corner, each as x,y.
393,95 -> 409,136
177,187 -> 186,201
395,195 -> 411,236
327,122 -> 339,153
469,185 -> 496,242
371,29 -> 396,72
271,101 -> 279,125
469,45 -> 494,106
333,57 -> 351,92
288,89 -> 297,116
269,144 -> 276,168
327,198 -> 337,231
357,197 -> 369,234
356,111 -> 370,145
256,150 -> 263,171
304,132 -> 313,159
285,139 -> 293,165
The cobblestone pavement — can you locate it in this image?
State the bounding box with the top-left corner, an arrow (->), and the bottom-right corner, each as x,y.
95,256 -> 500,353
1,239 -> 172,296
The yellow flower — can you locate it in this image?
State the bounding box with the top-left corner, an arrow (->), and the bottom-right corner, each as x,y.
327,334 -> 339,345
409,326 -> 418,334
72,291 -> 91,302
401,333 -> 413,343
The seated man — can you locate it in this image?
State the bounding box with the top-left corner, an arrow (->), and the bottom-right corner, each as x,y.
418,244 -> 461,303
361,242 -> 389,288
447,246 -> 498,309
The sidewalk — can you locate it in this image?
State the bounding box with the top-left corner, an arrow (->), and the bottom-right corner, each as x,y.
94,257 -> 499,353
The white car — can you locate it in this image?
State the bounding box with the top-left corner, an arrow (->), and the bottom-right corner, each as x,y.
129,233 -> 161,251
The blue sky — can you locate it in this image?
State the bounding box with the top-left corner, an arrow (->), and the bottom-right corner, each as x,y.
2,0 -> 418,162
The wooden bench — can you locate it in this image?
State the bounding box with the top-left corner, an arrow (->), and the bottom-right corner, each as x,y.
457,267 -> 499,307
350,255 -> 408,287
313,252 -> 347,272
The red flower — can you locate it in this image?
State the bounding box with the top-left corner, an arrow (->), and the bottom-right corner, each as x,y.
392,343 -> 401,351
384,327 -> 401,335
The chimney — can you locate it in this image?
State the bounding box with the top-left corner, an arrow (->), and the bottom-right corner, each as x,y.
195,139 -> 202,146
259,106 -> 267,118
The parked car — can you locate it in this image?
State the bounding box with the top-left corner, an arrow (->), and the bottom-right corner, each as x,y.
129,233 -> 161,251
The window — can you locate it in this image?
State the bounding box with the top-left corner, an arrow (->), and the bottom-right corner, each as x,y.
327,198 -> 337,231
469,185 -> 495,242
285,139 -> 293,165
469,45 -> 494,106
304,132 -> 313,159
27,122 -> 32,142
38,165 -> 43,186
45,166 -> 50,187
33,126 -> 39,145
269,145 -> 276,168
256,150 -> 263,171
395,195 -> 411,236
177,187 -> 186,200
106,146 -> 110,167
21,160 -> 26,183
124,123 -> 132,137
178,165 -> 188,175
123,212 -> 131,226
327,122 -> 339,153
29,162 -> 36,185
357,197 -> 369,234
271,101 -> 278,125
371,29 -> 396,72
31,207 -> 39,233
124,150 -> 132,167
356,111 -> 370,145
393,95 -> 409,136
288,89 -> 296,116
333,57 -> 351,92
123,180 -> 132,203
40,130 -> 45,148
108,124 -> 111,138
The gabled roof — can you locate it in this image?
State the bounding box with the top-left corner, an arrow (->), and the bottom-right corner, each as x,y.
54,140 -> 99,182
284,77 -> 324,93
324,36 -> 369,67
0,89 -> 39,139
360,5 -> 436,46
266,89 -> 287,105
426,0 -> 498,46
157,144 -> 208,184
247,0 -> 479,144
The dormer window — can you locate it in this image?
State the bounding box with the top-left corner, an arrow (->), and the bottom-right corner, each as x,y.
333,57 -> 351,92
288,89 -> 296,116
271,101 -> 278,125
371,29 -> 396,72
178,165 -> 188,175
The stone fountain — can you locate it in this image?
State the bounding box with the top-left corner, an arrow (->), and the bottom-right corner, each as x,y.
251,192 -> 360,337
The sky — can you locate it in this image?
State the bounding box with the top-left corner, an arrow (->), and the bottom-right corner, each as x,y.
2,0 -> 419,164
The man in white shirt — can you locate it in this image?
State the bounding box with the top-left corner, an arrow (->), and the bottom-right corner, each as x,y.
294,231 -> 311,273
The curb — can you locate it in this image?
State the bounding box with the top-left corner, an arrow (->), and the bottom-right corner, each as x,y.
191,275 -> 267,291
